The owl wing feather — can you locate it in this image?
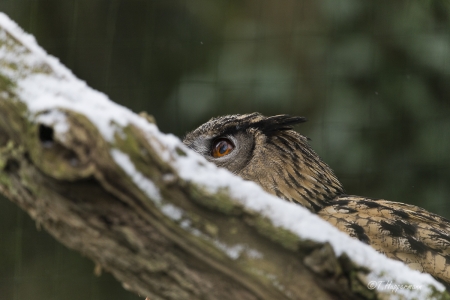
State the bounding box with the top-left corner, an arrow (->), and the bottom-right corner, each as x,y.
319,195 -> 450,286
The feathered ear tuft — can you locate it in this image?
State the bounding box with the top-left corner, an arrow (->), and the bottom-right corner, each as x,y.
251,115 -> 307,134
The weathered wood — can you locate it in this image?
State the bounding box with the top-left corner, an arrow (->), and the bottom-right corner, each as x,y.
0,13 -> 447,300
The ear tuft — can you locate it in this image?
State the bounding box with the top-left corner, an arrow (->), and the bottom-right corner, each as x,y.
251,115 -> 307,134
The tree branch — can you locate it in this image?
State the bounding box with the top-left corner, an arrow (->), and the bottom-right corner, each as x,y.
0,13 -> 446,300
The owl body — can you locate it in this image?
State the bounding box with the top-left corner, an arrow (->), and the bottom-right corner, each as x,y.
184,113 -> 450,287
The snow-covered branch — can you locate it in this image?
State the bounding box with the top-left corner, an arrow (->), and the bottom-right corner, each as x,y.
0,13 -> 447,300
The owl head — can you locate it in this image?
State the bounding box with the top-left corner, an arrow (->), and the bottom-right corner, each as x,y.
183,113 -> 344,212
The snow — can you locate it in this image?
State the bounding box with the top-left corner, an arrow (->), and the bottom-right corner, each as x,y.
110,149 -> 162,203
0,12 -> 445,298
214,242 -> 244,260
160,204 -> 183,221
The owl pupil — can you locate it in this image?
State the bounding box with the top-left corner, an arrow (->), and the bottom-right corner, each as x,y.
219,142 -> 227,154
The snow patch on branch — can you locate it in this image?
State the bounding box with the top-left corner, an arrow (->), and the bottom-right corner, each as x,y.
111,149 -> 162,203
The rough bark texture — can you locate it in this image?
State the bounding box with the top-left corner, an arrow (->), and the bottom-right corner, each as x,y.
0,14 -> 447,300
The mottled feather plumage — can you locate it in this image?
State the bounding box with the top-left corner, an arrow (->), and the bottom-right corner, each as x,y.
183,113 -> 450,287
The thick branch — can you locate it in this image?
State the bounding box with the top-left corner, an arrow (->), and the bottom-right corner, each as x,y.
0,13 -> 446,300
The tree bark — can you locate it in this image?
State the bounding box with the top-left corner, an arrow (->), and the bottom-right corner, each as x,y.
0,13 -> 447,300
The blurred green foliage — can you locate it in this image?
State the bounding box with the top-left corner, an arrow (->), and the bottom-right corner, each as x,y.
1,0 -> 450,299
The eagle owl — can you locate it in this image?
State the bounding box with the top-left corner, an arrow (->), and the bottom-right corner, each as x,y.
183,113 -> 450,287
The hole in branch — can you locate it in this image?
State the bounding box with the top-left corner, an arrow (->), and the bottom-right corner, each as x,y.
37,124 -> 82,167
39,124 -> 54,147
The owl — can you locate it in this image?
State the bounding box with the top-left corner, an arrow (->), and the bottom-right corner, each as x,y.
183,113 -> 450,287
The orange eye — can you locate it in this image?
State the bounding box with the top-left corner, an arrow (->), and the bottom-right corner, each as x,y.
212,138 -> 234,158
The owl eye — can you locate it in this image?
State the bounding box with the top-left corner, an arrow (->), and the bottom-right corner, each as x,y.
211,138 -> 234,158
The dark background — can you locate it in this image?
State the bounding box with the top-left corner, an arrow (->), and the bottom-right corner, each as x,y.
1,1 -> 450,299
